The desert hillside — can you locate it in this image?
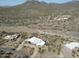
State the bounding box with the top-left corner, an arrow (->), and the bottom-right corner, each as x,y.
0,0 -> 79,32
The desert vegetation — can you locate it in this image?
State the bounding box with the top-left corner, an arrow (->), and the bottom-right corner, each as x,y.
0,0 -> 79,58
0,0 -> 79,32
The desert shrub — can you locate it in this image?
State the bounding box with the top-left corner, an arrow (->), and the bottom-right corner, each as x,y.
21,32 -> 28,39
39,48 -> 46,54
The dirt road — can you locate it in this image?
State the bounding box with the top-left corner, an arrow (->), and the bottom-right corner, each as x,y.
16,39 -> 26,51
0,26 -> 79,39
24,44 -> 39,58
16,38 -> 39,58
1,26 -> 79,58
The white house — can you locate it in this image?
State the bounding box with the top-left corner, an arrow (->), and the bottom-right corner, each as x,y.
65,42 -> 79,50
54,15 -> 71,21
27,37 -> 45,47
4,35 -> 13,40
4,34 -> 20,41
61,42 -> 79,58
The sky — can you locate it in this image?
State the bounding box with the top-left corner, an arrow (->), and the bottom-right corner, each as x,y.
39,0 -> 72,3
0,0 -> 73,6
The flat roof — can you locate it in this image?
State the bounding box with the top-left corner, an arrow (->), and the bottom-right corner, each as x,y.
27,37 -> 45,46
65,42 -> 79,50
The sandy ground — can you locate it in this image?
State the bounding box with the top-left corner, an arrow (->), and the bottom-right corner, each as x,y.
0,26 -> 79,58
0,26 -> 79,39
16,38 -> 39,58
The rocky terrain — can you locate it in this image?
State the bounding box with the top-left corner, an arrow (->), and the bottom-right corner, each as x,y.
0,0 -> 79,32
0,0 -> 79,58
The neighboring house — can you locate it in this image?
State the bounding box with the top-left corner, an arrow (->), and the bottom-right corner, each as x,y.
4,35 -> 13,40
4,34 -> 20,41
65,42 -> 79,50
54,15 -> 71,21
26,37 -> 45,47
62,42 -> 79,58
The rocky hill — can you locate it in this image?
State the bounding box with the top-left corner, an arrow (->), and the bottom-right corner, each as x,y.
0,0 -> 79,32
